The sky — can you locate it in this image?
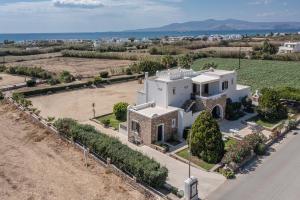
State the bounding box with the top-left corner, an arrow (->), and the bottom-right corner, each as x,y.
0,0 -> 299,33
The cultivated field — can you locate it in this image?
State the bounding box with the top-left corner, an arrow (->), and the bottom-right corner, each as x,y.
29,81 -> 143,122
192,58 -> 300,90
0,73 -> 26,87
196,46 -> 253,52
0,102 -> 146,200
7,57 -> 134,77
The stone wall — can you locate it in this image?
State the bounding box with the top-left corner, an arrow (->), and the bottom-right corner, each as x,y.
201,94 -> 227,119
128,110 -> 178,145
151,111 -> 178,142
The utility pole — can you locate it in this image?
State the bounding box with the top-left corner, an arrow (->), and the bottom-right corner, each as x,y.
188,130 -> 192,178
92,103 -> 95,118
238,43 -> 241,70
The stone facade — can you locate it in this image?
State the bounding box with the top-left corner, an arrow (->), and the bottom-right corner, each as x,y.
201,94 -> 227,119
128,110 -> 178,145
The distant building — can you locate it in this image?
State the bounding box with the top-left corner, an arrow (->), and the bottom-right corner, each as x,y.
278,42 -> 300,54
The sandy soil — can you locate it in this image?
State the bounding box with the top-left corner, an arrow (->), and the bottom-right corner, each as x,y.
0,73 -> 26,87
7,57 -> 133,77
30,81 -> 143,122
0,102 -> 146,200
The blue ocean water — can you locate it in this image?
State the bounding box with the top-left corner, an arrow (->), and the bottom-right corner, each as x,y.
0,30 -> 298,42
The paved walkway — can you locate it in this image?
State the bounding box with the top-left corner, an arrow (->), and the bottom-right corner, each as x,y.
83,120 -> 226,199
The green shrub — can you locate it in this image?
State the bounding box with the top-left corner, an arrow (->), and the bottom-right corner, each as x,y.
257,88 -> 288,122
183,127 -> 191,140
93,76 -> 103,85
47,77 -> 61,85
222,140 -> 252,164
219,168 -> 235,179
6,66 -> 53,79
130,60 -> 165,75
125,68 -> 132,75
225,99 -> 245,120
255,143 -> 266,155
59,71 -> 75,83
26,79 -> 37,87
0,91 -> 4,100
241,96 -> 254,113
101,118 -> 110,127
113,102 -> 129,121
100,71 -> 109,78
190,111 -> 224,164
54,118 -> 168,187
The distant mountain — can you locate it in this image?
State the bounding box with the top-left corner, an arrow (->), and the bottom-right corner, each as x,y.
130,19 -> 300,32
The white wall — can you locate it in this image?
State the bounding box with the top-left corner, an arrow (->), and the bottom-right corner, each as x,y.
219,72 -> 237,100
147,80 -> 168,107
167,78 -> 192,108
178,109 -> 202,137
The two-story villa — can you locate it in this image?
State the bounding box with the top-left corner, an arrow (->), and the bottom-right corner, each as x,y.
126,68 -> 250,145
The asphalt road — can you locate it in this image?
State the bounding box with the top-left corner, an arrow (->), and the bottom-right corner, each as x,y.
207,126 -> 300,200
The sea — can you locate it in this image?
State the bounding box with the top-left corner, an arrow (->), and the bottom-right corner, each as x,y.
0,29 -> 299,42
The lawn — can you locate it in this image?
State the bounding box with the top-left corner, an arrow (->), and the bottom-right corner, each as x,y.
176,148 -> 215,171
192,58 -> 300,90
247,115 -> 284,128
96,113 -> 124,130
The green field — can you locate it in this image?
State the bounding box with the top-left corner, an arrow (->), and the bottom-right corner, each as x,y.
192,58 -> 300,90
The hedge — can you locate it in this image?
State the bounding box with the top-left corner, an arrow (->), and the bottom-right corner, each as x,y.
54,118 -> 168,187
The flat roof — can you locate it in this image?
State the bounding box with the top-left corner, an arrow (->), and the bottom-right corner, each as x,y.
135,106 -> 179,118
192,74 -> 219,84
204,69 -> 235,76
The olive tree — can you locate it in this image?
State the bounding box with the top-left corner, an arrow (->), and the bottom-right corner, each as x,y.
113,102 -> 129,121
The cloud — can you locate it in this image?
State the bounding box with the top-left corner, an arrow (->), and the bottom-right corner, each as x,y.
249,0 -> 272,5
53,0 -> 104,8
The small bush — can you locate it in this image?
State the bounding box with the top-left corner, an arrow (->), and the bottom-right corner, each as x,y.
93,76 -> 103,85
125,68 -> 132,75
0,91 -> 4,100
183,127 -> 190,140
101,118 -> 110,127
59,71 -> 75,83
100,71 -> 109,78
255,143 -> 266,155
219,168 -> 235,179
26,79 -> 37,87
113,102 -> 129,121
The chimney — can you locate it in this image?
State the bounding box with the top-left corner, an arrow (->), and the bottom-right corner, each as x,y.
144,72 -> 149,103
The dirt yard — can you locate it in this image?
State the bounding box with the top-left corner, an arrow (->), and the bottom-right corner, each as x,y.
30,81 -> 143,122
0,102 -> 147,200
0,73 -> 26,87
7,57 -> 133,77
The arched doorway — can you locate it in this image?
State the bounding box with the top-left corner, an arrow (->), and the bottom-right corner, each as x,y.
212,105 -> 222,119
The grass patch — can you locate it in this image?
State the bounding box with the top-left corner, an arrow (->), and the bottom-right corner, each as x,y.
192,58 -> 300,90
247,115 -> 284,128
96,113 -> 124,130
176,148 -> 215,171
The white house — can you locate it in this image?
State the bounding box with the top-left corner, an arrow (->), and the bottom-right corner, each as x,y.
278,42 -> 300,54
126,68 -> 250,145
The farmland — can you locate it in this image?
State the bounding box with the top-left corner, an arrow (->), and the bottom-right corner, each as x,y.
6,57 -> 134,77
192,58 -> 300,90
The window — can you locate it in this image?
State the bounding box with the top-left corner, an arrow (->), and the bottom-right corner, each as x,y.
173,87 -> 176,95
172,118 -> 176,128
131,120 -> 140,134
222,81 -> 228,90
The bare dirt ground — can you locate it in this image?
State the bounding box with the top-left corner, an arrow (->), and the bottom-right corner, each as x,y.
7,57 -> 133,77
0,102 -> 147,200
29,81 -> 143,122
0,73 -> 26,87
